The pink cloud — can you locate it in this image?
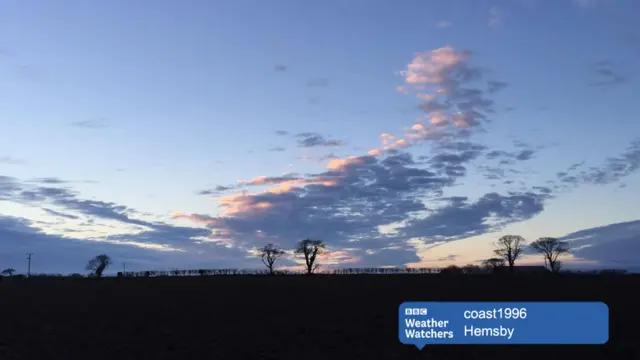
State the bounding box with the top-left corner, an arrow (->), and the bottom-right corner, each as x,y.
379,133 -> 396,145
171,45 -> 498,257
171,212 -> 218,225
396,85 -> 408,94
390,139 -> 410,148
320,250 -> 362,265
287,249 -> 362,270
452,112 -> 480,128
327,156 -> 369,170
395,45 -> 490,140
402,46 -> 469,85
218,193 -> 275,215
429,112 -> 448,126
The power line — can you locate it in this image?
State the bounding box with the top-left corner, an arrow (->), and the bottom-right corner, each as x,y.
26,253 -> 33,277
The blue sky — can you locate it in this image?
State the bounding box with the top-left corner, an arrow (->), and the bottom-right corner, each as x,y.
1,0 -> 639,274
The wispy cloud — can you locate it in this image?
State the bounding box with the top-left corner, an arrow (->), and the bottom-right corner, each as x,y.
197,185 -> 235,196
488,6 -> 503,28
295,132 -> 346,148
561,220 -> 640,266
557,139 -> 640,186
589,60 -> 628,87
42,208 -> 80,220
0,214 -> 261,274
306,78 -> 329,87
435,21 -> 452,29
14,64 -> 42,82
297,154 -> 340,163
70,118 -> 110,129
487,80 -> 509,93
0,156 -> 26,165
571,0 -> 598,8
29,177 -> 70,184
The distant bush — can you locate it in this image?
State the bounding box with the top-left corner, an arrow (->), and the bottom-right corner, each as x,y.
598,269 -> 627,275
440,265 -> 464,275
462,264 -> 484,274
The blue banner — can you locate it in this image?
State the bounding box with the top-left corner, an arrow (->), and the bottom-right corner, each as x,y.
399,302 -> 608,348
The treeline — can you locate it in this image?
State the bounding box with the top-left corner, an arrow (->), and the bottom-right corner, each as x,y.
115,267 -> 628,277
0,267 -> 629,279
2,235 -> 630,279
116,267 -> 441,277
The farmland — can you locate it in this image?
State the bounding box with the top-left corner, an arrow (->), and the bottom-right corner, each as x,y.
0,273 -> 637,360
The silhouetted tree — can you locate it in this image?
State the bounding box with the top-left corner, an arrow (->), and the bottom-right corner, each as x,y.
440,265 -> 463,275
85,254 -> 112,278
1,268 -> 15,276
295,239 -> 325,275
259,243 -> 286,275
462,264 -> 483,274
494,235 -> 525,273
530,237 -> 570,272
482,257 -> 506,273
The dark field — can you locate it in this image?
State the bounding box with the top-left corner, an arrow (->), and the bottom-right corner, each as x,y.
0,274 -> 638,360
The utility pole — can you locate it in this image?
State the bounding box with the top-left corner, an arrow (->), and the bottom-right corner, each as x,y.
122,262 -> 126,276
26,253 -> 33,277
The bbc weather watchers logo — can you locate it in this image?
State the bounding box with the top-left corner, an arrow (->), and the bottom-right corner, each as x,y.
399,301 -> 609,348
404,307 -> 428,316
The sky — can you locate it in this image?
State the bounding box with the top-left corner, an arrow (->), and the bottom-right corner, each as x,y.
1,0 -> 639,275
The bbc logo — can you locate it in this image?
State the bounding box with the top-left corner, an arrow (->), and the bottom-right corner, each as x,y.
405,308 -> 428,316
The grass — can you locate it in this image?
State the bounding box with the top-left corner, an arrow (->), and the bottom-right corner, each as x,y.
0,274 -> 637,359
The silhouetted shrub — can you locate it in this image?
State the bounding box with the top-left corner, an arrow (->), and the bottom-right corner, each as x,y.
598,269 -> 627,276
463,264 -> 484,274
440,265 -> 464,275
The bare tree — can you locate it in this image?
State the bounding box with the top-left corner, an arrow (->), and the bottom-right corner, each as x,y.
530,237 -> 570,272
493,235 -> 525,273
86,254 -> 112,278
1,268 -> 15,276
259,243 -> 286,275
295,239 -> 326,275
